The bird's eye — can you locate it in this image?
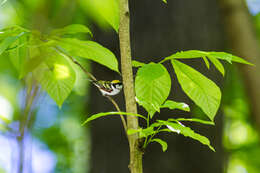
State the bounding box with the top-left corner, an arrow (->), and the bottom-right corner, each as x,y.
113,83 -> 121,88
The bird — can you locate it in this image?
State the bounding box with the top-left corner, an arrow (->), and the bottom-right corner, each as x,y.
92,80 -> 123,96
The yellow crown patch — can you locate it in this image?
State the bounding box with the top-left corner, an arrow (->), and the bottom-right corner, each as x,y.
111,80 -> 121,83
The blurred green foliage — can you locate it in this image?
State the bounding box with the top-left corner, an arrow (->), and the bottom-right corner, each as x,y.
223,65 -> 260,173
0,0 -> 104,172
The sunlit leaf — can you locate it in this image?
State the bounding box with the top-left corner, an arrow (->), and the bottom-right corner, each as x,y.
82,111 -> 147,126
208,52 -> 253,65
151,138 -> 168,152
161,100 -> 190,112
0,26 -> 29,40
207,56 -> 225,76
162,50 -> 252,65
139,126 -> 157,138
162,0 -> 167,3
22,38 -> 56,77
56,38 -> 119,72
158,120 -> 215,151
127,128 -> 142,135
132,60 -> 146,67
135,63 -> 171,117
23,54 -> 47,77
80,0 -> 119,31
163,50 -> 208,61
168,118 -> 215,125
9,35 -> 29,78
33,49 -> 76,107
172,60 -> 221,121
202,56 -> 210,69
50,24 -> 92,37
128,126 -> 157,138
0,32 -> 27,55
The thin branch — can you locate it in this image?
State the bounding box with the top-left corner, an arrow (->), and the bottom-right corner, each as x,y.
106,96 -> 128,136
54,46 -> 97,81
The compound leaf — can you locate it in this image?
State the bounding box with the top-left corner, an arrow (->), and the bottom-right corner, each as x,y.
158,120 -> 215,151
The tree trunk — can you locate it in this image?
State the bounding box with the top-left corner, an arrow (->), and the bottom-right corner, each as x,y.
119,0 -> 143,172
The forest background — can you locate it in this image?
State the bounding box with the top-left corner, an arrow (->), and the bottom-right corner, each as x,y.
0,0 -> 260,173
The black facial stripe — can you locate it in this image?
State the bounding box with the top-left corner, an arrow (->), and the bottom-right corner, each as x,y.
112,83 -> 122,88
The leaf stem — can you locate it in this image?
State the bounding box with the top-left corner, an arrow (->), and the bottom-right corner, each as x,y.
143,113 -> 150,148
159,59 -> 167,64
144,125 -> 162,148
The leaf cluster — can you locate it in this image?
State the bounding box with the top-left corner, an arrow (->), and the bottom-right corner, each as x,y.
84,49 -> 252,152
0,24 -> 119,107
1,24 -> 252,153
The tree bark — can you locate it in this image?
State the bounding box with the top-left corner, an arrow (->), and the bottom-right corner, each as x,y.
218,0 -> 260,129
119,0 -> 143,172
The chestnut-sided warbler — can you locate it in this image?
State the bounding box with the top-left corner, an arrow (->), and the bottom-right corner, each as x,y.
92,80 -> 123,96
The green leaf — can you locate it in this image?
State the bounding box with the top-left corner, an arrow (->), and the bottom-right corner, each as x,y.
161,100 -> 190,112
0,32 -> 27,55
9,35 -> 54,78
132,60 -> 146,67
163,50 -> 208,62
139,126 -> 157,138
56,38 -> 119,72
207,56 -> 225,76
127,128 -> 143,135
22,38 -> 55,77
128,127 -> 157,138
50,24 -> 92,37
158,120 -> 215,151
9,35 -> 29,78
82,111 -> 147,126
34,49 -> 76,107
151,138 -> 168,152
80,0 -> 119,32
162,50 -> 252,65
168,118 -> 215,125
135,63 -> 171,117
23,54 -> 47,77
0,25 -> 29,40
202,56 -> 210,69
171,60 -> 221,121
208,52 -> 253,65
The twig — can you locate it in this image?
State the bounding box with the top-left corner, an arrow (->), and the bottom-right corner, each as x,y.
106,96 -> 128,136
54,46 -> 97,81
